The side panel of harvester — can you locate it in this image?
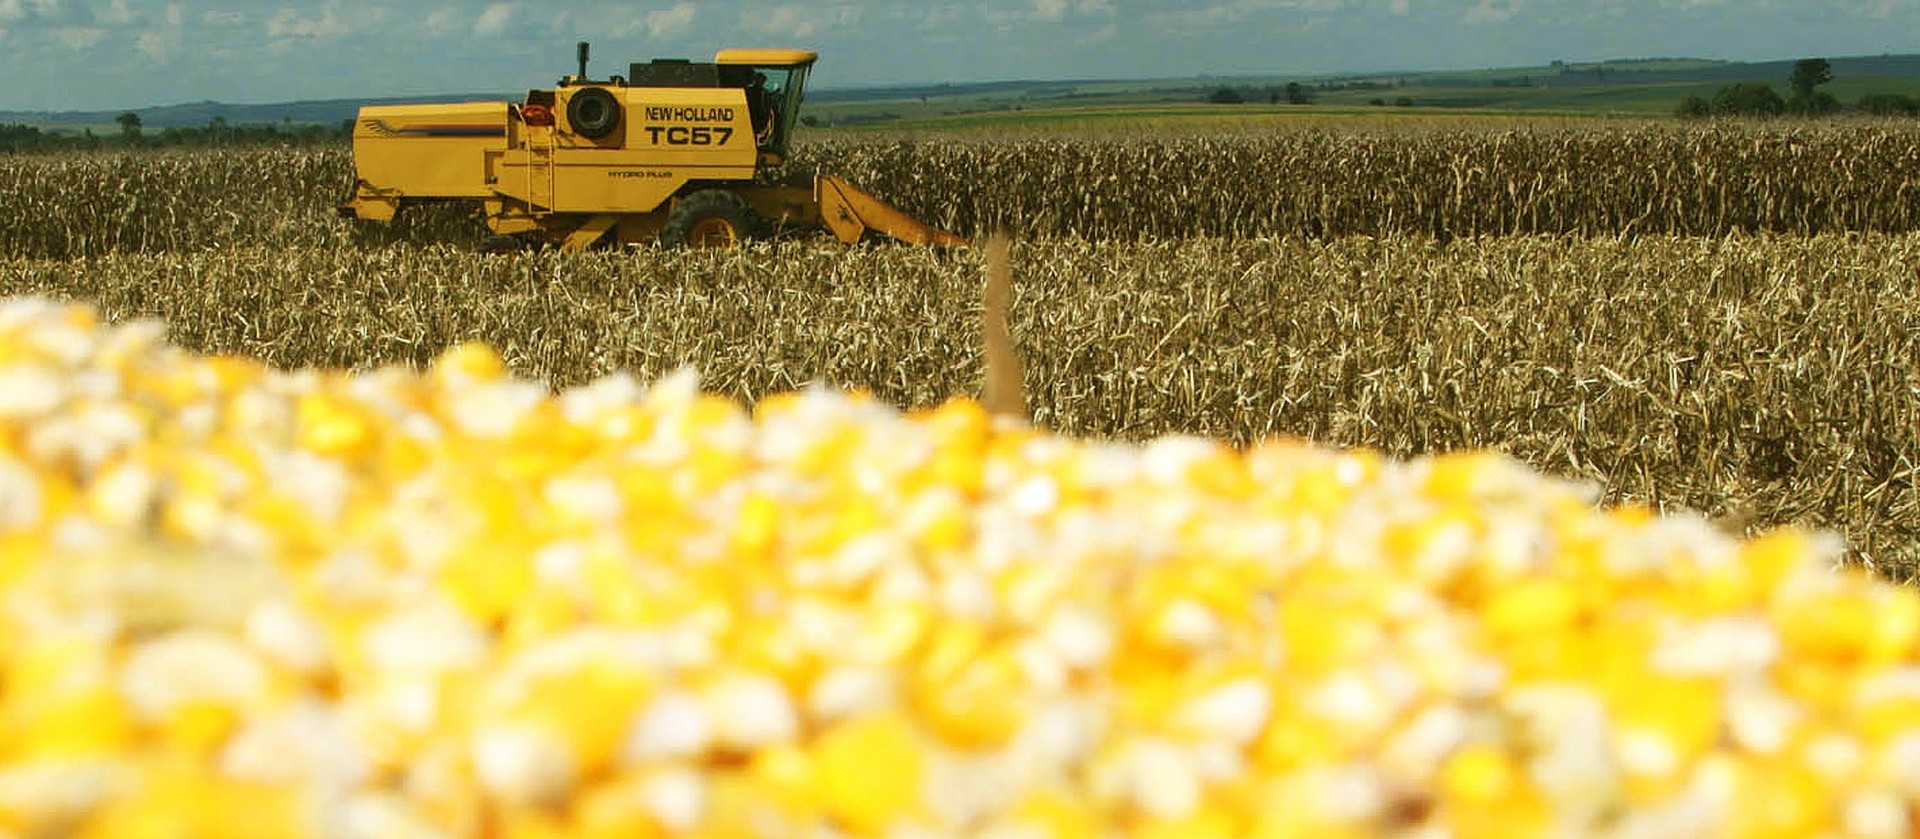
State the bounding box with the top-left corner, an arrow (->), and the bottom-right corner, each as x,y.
486,87 -> 759,216
341,103 -> 508,221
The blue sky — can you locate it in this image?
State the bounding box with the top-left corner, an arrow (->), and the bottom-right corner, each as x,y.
1,0 -> 1915,111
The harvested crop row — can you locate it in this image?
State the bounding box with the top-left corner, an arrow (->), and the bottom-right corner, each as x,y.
7,123 -> 1920,257
2,296 -> 1918,839
4,233 -> 1915,577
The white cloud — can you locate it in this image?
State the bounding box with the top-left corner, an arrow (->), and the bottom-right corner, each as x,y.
474,2 -> 514,37
54,24 -> 100,49
1465,0 -> 1524,24
132,2 -> 184,62
646,2 -> 697,38
93,0 -> 136,26
1034,0 -> 1069,21
0,0 -> 71,25
737,3 -> 859,40
741,5 -> 815,38
1075,21 -> 1117,44
135,28 -> 176,61
423,6 -> 461,36
267,7 -> 347,39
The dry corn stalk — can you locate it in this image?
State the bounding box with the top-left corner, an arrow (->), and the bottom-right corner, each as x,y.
980,233 -> 1027,422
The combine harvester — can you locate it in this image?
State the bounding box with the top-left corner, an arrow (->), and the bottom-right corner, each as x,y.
338,43 -> 966,251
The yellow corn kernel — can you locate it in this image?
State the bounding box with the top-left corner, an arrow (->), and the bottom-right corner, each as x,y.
1723,758 -> 1830,839
439,542 -> 534,626
1863,586 -> 1920,664
1011,788 -> 1102,839
1484,577 -> 1583,642
1136,803 -> 1239,839
77,769 -> 309,839
745,743 -> 820,818
809,712 -> 925,835
1439,745 -> 1551,839
728,490 -> 781,560
912,643 -> 1027,748
295,392 -> 376,459
500,808 -> 572,839
9,685 -> 135,759
501,586 -> 581,650
2,300 -> 1915,839
432,342 -> 508,384
158,701 -> 242,757
572,778 -> 667,839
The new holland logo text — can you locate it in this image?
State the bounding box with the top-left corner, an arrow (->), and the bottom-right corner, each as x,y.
642,106 -> 736,122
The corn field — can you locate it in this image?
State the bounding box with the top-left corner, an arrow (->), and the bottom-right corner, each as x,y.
5,123 -> 1920,259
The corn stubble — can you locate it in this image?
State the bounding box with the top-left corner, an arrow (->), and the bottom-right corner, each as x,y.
5,233 -> 1915,577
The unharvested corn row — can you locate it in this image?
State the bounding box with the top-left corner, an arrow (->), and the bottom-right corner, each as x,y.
1,296 -> 1918,839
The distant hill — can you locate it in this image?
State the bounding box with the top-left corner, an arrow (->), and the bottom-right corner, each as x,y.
5,52 -> 1918,131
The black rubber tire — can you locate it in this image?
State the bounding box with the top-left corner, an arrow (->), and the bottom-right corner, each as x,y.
478,234 -> 531,255
566,87 -> 621,139
659,190 -> 764,249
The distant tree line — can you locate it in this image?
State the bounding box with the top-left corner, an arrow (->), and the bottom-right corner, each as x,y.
0,113 -> 348,153
1207,83 -> 1317,106
1678,58 -> 1918,118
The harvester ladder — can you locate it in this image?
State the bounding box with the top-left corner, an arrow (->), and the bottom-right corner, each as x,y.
525,127 -> 557,216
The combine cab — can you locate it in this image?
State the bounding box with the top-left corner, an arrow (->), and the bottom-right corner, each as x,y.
338,43 -> 965,251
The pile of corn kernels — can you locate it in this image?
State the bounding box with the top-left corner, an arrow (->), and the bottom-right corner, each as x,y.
2,295 -> 1918,839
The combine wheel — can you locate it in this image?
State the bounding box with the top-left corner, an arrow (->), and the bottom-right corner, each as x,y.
660,190 -> 764,249
478,234 -> 533,255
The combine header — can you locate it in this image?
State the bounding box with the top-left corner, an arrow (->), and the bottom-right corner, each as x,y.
338,43 -> 965,251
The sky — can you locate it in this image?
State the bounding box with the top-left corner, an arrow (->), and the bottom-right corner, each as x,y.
0,0 -> 1915,112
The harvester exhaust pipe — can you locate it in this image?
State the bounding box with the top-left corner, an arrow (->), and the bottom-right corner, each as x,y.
577,41 -> 590,82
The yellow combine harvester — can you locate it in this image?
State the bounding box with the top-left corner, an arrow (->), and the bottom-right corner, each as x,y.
338,43 -> 965,251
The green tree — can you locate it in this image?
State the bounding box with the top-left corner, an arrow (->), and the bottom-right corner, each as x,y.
1285,82 -> 1312,105
1207,86 -> 1244,105
1712,83 -> 1785,116
1675,95 -> 1712,118
1787,92 -> 1841,116
0,123 -> 45,151
115,111 -> 142,140
1858,93 -> 1919,116
1790,58 -> 1832,99
1786,58 -> 1838,115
